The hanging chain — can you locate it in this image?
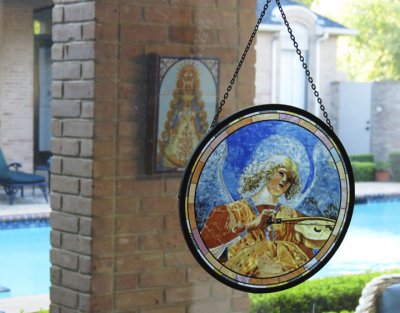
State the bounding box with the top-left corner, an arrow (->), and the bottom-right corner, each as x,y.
211,0 -> 333,131
210,0 -> 273,129
276,0 -> 333,130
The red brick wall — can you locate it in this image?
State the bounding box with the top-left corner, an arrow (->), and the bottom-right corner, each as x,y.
51,0 -> 257,312
92,0 -> 256,312
92,1 -> 256,312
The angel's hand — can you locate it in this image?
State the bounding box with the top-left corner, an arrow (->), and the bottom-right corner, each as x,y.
245,209 -> 275,232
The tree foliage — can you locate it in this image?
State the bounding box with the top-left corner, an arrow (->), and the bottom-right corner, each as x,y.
296,0 -> 400,81
337,0 -> 400,81
295,0 -> 319,7
309,0 -> 400,81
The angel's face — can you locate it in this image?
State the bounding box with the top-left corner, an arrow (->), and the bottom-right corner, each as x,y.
266,167 -> 291,197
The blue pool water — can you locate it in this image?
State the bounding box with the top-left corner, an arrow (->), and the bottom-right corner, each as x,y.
0,200 -> 399,298
316,200 -> 400,278
0,223 -> 50,298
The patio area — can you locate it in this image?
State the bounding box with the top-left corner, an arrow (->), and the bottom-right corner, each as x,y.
0,189 -> 50,221
0,295 -> 49,313
355,182 -> 400,198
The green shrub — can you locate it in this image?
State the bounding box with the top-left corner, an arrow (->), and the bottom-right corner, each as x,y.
351,162 -> 375,181
349,154 -> 374,163
250,271 -> 400,313
389,152 -> 400,181
375,160 -> 390,171
322,311 -> 354,313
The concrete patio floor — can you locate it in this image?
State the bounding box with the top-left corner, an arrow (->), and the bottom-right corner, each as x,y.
355,182 -> 400,197
0,295 -> 49,313
0,189 -> 50,220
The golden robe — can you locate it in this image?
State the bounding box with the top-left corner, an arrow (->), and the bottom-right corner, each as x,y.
201,199 -> 312,278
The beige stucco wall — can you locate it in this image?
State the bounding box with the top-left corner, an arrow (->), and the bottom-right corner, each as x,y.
0,1 -> 35,170
0,0 -> 51,171
318,37 -> 339,122
254,5 -> 342,122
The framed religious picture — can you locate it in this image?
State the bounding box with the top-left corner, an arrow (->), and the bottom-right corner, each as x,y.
147,55 -> 220,174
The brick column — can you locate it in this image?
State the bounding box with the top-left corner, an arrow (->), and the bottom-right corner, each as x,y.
92,0 -> 254,312
51,0 -> 256,312
50,1 -> 95,312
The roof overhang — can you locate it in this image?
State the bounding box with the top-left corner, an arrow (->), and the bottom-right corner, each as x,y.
258,23 -> 358,37
319,27 -> 359,36
257,3 -> 358,37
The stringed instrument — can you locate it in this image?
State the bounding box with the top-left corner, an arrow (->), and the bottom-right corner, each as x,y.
290,217 -> 335,249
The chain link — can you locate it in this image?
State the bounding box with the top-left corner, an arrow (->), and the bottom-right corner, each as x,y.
210,0 -> 273,129
210,0 -> 334,131
275,0 -> 333,130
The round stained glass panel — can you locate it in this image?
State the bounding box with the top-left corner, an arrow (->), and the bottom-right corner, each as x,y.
179,104 -> 354,293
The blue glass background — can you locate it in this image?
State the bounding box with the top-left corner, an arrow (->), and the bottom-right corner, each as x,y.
195,120 -> 341,230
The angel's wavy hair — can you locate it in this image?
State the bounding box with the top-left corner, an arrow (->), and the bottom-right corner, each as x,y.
238,155 -> 301,200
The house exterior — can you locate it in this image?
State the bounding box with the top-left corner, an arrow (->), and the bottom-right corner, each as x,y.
254,0 -> 356,127
0,0 -> 361,173
332,81 -> 400,160
0,0 -> 52,171
1,0 -> 399,312
254,1 -> 400,163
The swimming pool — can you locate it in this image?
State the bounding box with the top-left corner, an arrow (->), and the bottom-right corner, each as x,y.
0,221 -> 50,298
0,200 -> 399,298
316,200 -> 400,277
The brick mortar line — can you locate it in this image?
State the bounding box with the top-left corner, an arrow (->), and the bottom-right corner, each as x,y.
52,79 -> 95,82
111,0 -> 121,311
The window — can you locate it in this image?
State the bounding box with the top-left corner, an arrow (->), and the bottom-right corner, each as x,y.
34,7 -> 52,167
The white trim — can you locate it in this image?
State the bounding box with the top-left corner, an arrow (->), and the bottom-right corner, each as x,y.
315,32 -> 329,116
271,33 -> 279,102
321,26 -> 359,36
258,24 -> 281,32
260,23 -> 357,36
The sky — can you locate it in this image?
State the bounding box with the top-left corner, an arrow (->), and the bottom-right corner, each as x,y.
311,0 -> 346,21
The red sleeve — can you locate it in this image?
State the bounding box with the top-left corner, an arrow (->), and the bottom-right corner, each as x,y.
200,204 -> 243,249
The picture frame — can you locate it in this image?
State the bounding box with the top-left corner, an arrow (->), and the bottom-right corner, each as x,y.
147,55 -> 220,174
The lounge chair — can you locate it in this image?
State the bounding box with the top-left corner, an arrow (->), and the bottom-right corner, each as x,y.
0,148 -> 48,205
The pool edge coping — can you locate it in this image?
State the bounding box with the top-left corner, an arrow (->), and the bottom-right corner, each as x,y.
0,211 -> 50,222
